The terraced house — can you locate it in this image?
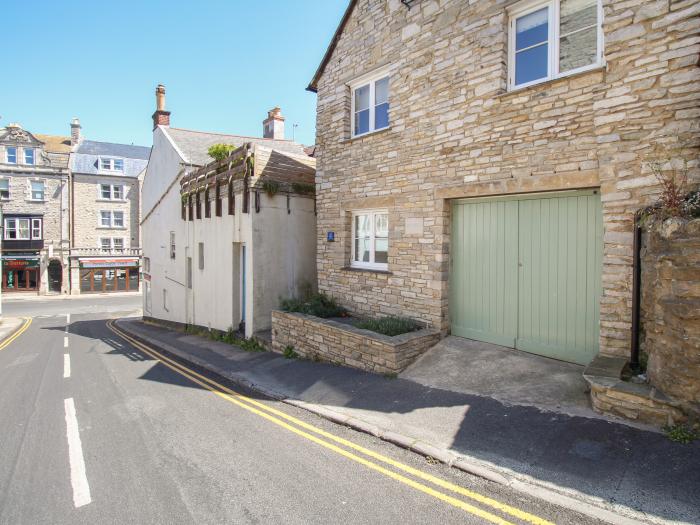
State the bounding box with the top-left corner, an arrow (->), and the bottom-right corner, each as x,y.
305,0 -> 699,369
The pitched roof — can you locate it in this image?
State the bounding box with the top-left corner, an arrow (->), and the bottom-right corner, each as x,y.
34,134 -> 72,154
75,140 -> 151,160
165,127 -> 308,166
307,0 -> 358,92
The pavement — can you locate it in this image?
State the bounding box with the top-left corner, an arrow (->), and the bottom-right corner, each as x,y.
0,297 -> 608,525
116,317 -> 700,525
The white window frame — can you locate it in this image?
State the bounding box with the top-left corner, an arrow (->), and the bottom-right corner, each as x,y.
24,147 -> 35,165
112,210 -> 124,228
28,179 -> 45,201
112,237 -> 125,250
4,217 -> 37,240
6,146 -> 17,164
99,157 -> 125,172
31,218 -> 42,239
349,66 -> 391,138
99,237 -> 111,250
99,210 -> 112,228
98,183 -> 126,201
507,0 -> 604,91
350,209 -> 389,271
0,178 -> 10,200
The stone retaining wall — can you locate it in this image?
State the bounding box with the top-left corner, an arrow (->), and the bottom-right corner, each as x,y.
641,217 -> 700,419
271,310 -> 441,374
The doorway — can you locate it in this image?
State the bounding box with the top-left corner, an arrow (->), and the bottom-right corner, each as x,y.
48,259 -> 62,293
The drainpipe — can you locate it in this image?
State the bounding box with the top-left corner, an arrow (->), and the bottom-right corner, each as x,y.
630,210 -> 643,370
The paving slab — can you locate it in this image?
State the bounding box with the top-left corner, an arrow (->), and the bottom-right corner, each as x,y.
117,317 -> 700,525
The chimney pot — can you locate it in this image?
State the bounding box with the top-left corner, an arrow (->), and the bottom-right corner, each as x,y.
263,107 -> 285,140
152,84 -> 171,130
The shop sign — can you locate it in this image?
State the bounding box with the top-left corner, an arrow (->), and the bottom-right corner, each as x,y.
80,258 -> 139,269
2,254 -> 40,269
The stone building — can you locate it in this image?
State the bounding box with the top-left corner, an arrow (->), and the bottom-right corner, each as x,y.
305,0 -> 699,368
68,119 -> 149,294
0,123 -> 70,294
142,86 -> 316,337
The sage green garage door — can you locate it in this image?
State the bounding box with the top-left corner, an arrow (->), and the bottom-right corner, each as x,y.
450,191 -> 602,365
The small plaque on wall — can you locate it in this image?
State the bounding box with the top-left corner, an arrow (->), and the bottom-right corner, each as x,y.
405,217 -> 424,236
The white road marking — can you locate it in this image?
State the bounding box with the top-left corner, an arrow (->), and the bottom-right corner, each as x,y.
66,313 -> 71,324
64,354 -> 71,378
64,398 -> 92,508
64,336 -> 69,348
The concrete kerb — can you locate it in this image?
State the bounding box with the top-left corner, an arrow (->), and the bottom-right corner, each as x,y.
0,317 -> 28,345
114,319 -> 654,525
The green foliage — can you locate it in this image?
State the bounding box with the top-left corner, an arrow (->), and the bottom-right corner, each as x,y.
283,345 -> 299,359
184,324 -> 265,352
354,316 -> 421,337
280,293 -> 346,318
291,182 -> 315,195
208,144 -> 236,162
663,424 -> 698,444
262,180 -> 280,196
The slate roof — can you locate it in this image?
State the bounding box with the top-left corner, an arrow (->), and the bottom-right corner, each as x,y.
71,139 -> 151,178
165,127 -> 308,166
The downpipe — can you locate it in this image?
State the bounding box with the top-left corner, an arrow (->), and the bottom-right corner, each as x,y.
630,210 -> 643,371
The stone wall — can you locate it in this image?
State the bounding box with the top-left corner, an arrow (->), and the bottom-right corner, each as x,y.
271,310 -> 441,374
314,0 -> 700,358
72,173 -> 140,249
641,217 -> 700,417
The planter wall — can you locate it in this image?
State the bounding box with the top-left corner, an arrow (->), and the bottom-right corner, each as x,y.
641,217 -> 700,418
271,310 -> 441,374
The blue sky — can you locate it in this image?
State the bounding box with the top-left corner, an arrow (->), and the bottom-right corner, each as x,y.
1,1 -> 348,147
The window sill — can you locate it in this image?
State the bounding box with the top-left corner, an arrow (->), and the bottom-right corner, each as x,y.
96,199 -> 127,203
26,199 -> 46,203
341,126 -> 392,144
97,227 -> 127,230
498,65 -> 607,100
341,265 -> 392,275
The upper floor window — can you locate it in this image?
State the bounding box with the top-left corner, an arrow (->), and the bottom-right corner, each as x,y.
0,178 -> 9,200
4,217 -> 42,240
99,237 -> 124,250
99,157 -> 124,172
351,73 -> 390,137
99,210 -> 124,228
351,209 -> 389,270
6,147 -> 17,164
170,231 -> 176,259
508,0 -> 602,90
29,180 -> 45,201
24,148 -> 35,165
99,183 -> 125,201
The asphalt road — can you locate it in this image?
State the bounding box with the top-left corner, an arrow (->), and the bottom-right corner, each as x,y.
0,297 -> 605,525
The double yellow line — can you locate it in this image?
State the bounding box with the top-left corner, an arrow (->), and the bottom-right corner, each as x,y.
107,320 -> 552,525
0,317 -> 32,351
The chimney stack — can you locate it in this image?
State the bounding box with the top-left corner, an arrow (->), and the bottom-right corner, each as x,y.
262,107 -> 285,140
152,84 -> 171,130
70,117 -> 82,146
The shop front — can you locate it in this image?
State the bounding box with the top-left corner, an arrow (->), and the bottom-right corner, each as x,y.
2,253 -> 41,292
79,258 -> 140,293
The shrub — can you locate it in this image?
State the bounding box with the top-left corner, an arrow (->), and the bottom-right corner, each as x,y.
663,424 -> 698,444
354,316 -> 421,337
208,143 -> 236,162
262,180 -> 280,196
283,345 -> 299,359
280,293 -> 346,318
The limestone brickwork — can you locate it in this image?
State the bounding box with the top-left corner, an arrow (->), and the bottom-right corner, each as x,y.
313,0 -> 700,359
642,217 -> 700,418
71,173 -> 140,249
271,310 -> 441,374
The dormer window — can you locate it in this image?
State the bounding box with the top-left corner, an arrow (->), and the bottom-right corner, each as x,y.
6,147 -> 17,164
24,148 -> 35,165
100,157 -> 124,172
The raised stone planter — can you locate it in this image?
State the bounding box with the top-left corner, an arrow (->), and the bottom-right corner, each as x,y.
271,310 -> 441,374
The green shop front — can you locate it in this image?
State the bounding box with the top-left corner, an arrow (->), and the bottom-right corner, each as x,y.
79,257 -> 140,293
2,253 -> 41,292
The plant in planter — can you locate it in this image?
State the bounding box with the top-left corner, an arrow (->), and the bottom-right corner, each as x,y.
354,316 -> 421,337
280,293 -> 346,318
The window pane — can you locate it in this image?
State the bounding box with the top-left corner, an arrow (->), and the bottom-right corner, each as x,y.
355,109 -> 370,135
375,103 -> 389,130
101,238 -> 111,250
100,159 -> 111,170
515,43 -> 548,85
19,219 -> 30,239
374,239 -> 388,264
113,159 -> 124,171
354,214 -> 371,263
0,179 -> 8,189
560,0 -> 597,36
113,238 -> 124,249
354,84 -> 370,111
101,185 -> 111,199
24,149 -> 35,164
113,212 -> 124,227
515,7 -> 548,50
113,186 -> 123,199
560,25 -> 597,72
375,77 -> 389,105
7,147 -> 17,163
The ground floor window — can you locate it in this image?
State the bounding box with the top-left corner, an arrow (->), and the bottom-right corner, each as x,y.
3,268 -> 39,291
79,267 -> 139,293
351,209 -> 389,270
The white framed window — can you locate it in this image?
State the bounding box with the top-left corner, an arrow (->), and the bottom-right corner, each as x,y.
0,178 -> 10,200
4,217 -> 40,240
98,183 -> 125,201
99,237 -> 112,250
508,0 -> 603,91
99,157 -> 124,172
112,237 -> 124,250
29,180 -> 45,201
24,148 -> 35,165
112,211 -> 124,228
99,237 -> 125,250
350,70 -> 390,137
31,218 -> 42,239
6,146 -> 17,164
99,210 -> 112,227
169,231 -> 176,259
351,209 -> 389,270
